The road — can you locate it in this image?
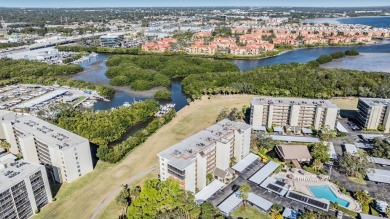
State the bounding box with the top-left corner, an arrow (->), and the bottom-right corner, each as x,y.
0,32 -> 111,55
89,165 -> 159,219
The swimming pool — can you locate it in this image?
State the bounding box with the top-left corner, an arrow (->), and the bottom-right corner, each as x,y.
309,185 -> 350,208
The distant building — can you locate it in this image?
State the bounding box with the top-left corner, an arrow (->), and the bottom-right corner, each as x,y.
0,155 -> 52,218
0,111 -> 93,183
355,98 -> 390,133
250,97 -> 339,130
158,119 -> 251,193
100,34 -> 124,47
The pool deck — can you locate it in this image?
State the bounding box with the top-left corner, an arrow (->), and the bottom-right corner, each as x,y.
275,169 -> 361,212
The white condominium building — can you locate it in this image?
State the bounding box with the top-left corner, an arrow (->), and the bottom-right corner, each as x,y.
0,154 -> 52,219
250,97 -> 339,130
0,110 -> 93,183
158,119 -> 251,193
355,98 -> 390,133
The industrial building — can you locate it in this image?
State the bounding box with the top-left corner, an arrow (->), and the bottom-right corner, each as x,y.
0,154 -> 52,218
0,111 -> 93,183
158,119 -> 251,193
250,97 -> 339,130
355,98 -> 390,133
100,34 -> 124,47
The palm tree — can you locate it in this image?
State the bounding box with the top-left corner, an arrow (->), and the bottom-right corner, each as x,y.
239,185 -> 251,206
354,190 -> 372,206
206,173 -> 214,184
0,141 -> 10,152
312,159 -> 323,172
115,187 -> 130,215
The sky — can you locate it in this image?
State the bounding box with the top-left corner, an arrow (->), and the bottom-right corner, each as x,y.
1,0 -> 390,8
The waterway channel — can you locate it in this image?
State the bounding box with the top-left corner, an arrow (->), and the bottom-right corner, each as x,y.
72,40 -> 390,111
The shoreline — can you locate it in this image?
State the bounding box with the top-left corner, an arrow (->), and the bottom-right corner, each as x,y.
72,57 -> 169,97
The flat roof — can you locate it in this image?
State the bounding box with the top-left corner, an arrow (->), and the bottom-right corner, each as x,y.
270,135 -> 320,143
344,144 -> 358,155
0,111 -> 88,151
158,119 -> 251,170
325,142 -> 337,159
217,192 -> 242,215
359,98 -> 390,107
15,89 -> 68,109
252,125 -> 266,131
195,180 -> 225,203
354,142 -> 373,149
301,128 -> 313,134
0,154 -> 17,163
249,161 -> 280,184
360,134 -> 384,141
251,97 -> 339,109
366,168 -> 390,184
232,153 -> 258,172
336,122 -> 349,133
371,157 -> 390,166
359,213 -> 383,219
0,159 -> 44,193
247,193 -> 273,212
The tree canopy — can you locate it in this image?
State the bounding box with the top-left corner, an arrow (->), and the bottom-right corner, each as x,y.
55,99 -> 159,145
127,179 -> 199,219
104,54 -> 239,91
338,150 -> 374,178
182,59 -> 390,100
372,138 -> 390,159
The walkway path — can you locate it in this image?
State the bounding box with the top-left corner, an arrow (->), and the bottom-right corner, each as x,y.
90,165 -> 159,219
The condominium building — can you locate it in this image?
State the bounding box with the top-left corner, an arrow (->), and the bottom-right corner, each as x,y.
158,119 -> 251,193
250,97 -> 339,130
0,110 -> 93,183
0,154 -> 52,219
100,34 -> 124,47
355,98 -> 390,133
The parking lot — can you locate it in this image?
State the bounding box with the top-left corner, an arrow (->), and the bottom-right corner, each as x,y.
0,84 -> 97,115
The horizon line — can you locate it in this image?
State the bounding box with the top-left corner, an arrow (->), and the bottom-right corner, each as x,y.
1,6 -> 390,9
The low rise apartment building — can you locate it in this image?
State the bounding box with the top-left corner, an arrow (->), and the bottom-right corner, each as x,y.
355,98 -> 390,133
0,111 -> 93,183
158,119 -> 251,193
250,97 -> 339,130
0,155 -> 52,218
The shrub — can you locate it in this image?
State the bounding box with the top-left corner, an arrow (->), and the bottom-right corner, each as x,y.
154,90 -> 172,100
330,51 -> 346,59
377,124 -> 385,132
316,55 -> 333,64
345,49 -> 359,56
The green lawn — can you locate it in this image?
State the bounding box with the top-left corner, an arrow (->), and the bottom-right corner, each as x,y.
231,205 -> 272,219
348,177 -> 367,185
